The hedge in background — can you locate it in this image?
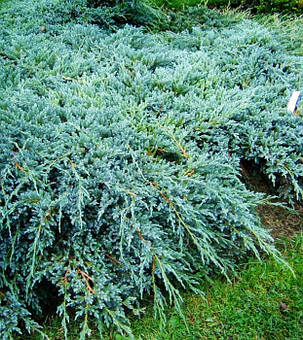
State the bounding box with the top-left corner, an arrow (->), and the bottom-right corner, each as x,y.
0,0 -> 303,338
207,0 -> 303,13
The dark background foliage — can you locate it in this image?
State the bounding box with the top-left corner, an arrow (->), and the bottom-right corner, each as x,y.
206,0 -> 303,13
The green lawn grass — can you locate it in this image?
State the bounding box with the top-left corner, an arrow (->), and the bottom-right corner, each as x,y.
28,234 -> 303,339
130,239 -> 303,340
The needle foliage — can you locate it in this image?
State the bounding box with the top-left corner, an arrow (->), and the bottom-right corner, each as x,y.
0,0 -> 302,339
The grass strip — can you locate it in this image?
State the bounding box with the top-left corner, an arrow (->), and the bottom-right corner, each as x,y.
27,234 -> 303,339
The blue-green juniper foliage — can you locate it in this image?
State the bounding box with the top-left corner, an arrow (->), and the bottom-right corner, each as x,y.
0,0 -> 302,338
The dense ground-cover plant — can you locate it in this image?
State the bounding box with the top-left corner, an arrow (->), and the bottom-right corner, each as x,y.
0,0 -> 303,338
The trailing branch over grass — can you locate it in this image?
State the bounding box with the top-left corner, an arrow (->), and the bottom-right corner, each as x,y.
0,0 -> 302,338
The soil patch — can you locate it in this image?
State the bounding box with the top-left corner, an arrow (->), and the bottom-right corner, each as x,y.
258,204 -> 303,239
240,159 -> 303,238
